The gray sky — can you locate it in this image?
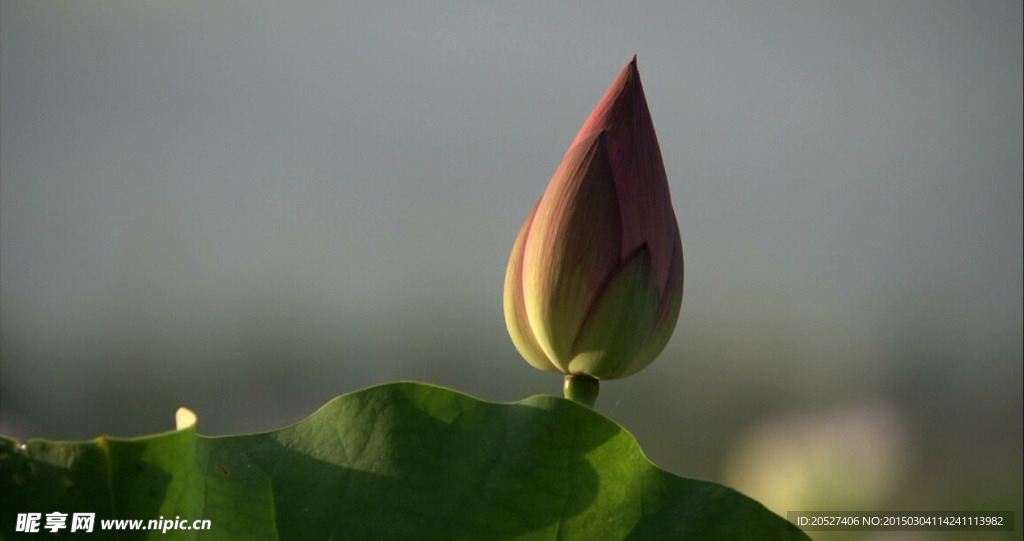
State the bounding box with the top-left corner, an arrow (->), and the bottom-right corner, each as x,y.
1,1 -> 1021,450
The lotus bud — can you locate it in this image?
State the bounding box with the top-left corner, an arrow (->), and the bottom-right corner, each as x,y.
504,56 -> 684,406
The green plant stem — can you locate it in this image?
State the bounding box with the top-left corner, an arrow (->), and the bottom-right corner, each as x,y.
563,374 -> 599,407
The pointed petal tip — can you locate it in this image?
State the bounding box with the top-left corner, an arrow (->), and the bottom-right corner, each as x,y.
627,55 -> 639,76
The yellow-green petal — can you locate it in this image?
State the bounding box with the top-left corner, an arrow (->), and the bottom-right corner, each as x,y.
568,245 -> 660,379
618,228 -> 684,378
503,203 -> 560,372
522,132 -> 622,371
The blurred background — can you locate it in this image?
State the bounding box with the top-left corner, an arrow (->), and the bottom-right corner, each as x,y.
1,1 -> 1020,539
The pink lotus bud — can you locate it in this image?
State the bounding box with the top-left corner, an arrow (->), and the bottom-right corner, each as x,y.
504,57 -> 684,383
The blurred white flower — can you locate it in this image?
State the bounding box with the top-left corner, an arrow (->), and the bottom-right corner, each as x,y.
722,402 -> 908,517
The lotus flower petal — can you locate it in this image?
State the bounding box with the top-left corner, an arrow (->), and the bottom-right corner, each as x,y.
503,203 -> 558,372
569,244 -> 659,378
572,55 -> 677,296
522,131 -> 621,371
614,228 -> 683,378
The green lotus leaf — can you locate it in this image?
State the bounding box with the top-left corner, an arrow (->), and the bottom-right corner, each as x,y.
1,382 -> 808,540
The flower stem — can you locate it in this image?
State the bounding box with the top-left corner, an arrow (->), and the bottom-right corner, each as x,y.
563,374 -> 599,408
